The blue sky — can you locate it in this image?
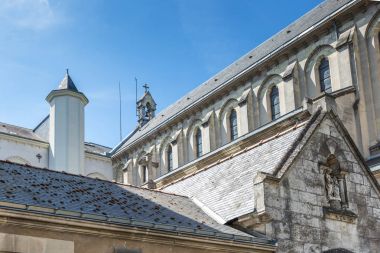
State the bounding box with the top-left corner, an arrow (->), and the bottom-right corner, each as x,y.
0,0 -> 323,148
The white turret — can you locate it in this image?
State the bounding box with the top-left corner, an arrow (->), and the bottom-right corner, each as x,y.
46,70 -> 88,174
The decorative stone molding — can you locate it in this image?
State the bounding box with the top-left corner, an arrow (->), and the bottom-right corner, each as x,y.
323,206 -> 357,223
282,60 -> 298,80
335,27 -> 355,49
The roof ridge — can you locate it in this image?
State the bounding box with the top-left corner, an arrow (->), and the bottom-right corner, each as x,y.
33,115 -> 50,132
272,107 -> 324,177
0,121 -> 34,132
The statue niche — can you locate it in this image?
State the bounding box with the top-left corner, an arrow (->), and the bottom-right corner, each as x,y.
321,154 -> 348,210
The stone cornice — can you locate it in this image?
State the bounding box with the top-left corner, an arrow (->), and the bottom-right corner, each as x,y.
46,89 -> 89,105
0,207 -> 276,252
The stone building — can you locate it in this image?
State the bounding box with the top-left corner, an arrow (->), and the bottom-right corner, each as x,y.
1,0 -> 380,252
109,0 -> 380,252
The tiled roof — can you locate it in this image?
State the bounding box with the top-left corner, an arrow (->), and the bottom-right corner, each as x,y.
0,160 -> 258,239
58,72 -> 78,92
113,0 -> 357,154
0,122 -> 45,142
163,124 -> 307,222
84,142 -> 111,156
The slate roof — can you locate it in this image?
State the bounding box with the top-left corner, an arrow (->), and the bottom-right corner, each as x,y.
113,0 -> 357,154
163,123 -> 307,222
84,142 -> 111,156
0,160 -> 262,239
58,72 -> 78,92
0,122 -> 45,142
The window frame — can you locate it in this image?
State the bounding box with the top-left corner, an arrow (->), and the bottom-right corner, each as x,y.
167,145 -> 173,171
142,165 -> 148,183
270,86 -> 280,120
229,109 -> 238,141
195,127 -> 203,158
319,57 -> 332,93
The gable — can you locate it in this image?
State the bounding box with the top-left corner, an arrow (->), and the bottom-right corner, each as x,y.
163,124 -> 307,222
255,113 -> 380,252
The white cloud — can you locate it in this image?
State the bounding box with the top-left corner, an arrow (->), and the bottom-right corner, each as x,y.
0,0 -> 59,30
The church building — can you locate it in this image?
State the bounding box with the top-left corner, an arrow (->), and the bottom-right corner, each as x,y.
0,0 -> 380,252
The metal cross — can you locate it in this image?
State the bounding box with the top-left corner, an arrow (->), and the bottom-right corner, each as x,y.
143,83 -> 149,93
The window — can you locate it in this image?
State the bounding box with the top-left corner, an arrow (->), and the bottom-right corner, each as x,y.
270,86 -> 280,120
142,165 -> 148,183
319,57 -> 331,92
195,128 -> 202,158
229,109 -> 238,141
167,145 -> 173,171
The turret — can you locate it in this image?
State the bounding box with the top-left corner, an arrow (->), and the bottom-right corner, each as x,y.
46,70 -> 88,174
137,84 -> 156,127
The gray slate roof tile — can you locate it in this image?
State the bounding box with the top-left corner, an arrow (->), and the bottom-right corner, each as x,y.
0,160 -> 249,237
163,125 -> 306,222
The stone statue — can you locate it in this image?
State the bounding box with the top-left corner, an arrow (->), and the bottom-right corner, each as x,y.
325,172 -> 341,201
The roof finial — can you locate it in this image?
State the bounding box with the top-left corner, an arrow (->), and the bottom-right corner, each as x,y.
143,83 -> 149,93
66,68 -> 69,75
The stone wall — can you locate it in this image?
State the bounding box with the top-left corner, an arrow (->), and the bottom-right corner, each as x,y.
262,117 -> 380,252
0,214 -> 275,253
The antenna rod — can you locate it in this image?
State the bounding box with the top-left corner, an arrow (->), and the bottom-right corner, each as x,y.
135,77 -> 138,117
118,81 -> 122,141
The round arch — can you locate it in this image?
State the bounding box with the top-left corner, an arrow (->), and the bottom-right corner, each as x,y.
218,98 -> 239,145
304,45 -> 336,98
257,74 -> 283,125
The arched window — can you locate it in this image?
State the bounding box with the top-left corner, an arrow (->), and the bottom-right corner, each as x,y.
142,165 -> 148,183
319,57 -> 331,92
229,109 -> 238,141
270,86 -> 280,120
195,128 -> 202,158
167,145 -> 173,171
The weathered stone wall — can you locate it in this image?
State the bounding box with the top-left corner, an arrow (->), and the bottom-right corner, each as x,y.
0,216 -> 274,253
263,117 -> 380,252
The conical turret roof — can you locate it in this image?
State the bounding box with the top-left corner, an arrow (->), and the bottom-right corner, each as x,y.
58,69 -> 78,92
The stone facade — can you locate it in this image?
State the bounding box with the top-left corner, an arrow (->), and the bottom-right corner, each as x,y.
112,0 -> 380,186
242,116 -> 380,252
0,211 -> 275,253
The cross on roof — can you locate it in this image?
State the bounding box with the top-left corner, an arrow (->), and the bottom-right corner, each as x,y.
143,83 -> 149,93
